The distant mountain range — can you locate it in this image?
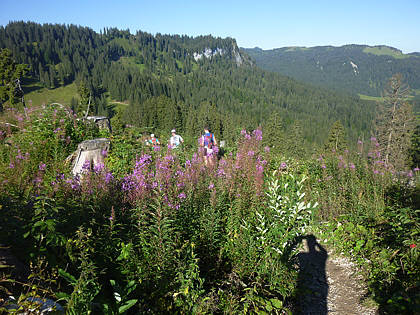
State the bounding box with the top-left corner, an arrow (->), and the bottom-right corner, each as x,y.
242,45 -> 420,97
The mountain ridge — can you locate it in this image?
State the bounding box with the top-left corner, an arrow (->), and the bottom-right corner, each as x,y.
243,44 -> 420,97
1,21 -> 377,149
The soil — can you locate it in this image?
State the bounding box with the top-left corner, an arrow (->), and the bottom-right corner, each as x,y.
296,235 -> 378,314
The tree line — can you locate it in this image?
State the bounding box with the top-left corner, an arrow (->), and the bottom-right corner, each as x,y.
1,21 -> 379,153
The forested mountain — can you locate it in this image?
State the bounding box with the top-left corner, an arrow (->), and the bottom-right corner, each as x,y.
243,45 -> 420,97
0,22 -> 377,149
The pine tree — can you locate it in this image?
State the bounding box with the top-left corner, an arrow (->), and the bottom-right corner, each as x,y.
0,48 -> 28,111
324,120 -> 347,153
263,110 -> 283,152
375,74 -> 416,171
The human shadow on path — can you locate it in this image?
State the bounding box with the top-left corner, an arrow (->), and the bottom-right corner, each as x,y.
296,234 -> 329,315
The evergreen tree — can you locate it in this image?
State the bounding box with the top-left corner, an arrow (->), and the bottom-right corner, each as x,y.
375,74 -> 416,170
77,81 -> 91,117
324,120 -> 347,152
0,48 -> 28,111
409,117 -> 420,168
263,110 -> 283,152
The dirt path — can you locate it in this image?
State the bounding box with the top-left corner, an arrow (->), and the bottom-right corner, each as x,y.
296,235 -> 378,314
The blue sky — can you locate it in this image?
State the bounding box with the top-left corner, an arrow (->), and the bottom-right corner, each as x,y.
1,0 -> 419,53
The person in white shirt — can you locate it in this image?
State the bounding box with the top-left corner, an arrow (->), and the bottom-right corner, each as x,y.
169,129 -> 184,149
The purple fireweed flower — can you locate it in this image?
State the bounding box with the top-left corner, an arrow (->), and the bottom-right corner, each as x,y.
414,167 -> 420,172
338,155 -> 343,160
256,164 -> 264,173
241,129 -> 247,136
375,142 -> 380,147
208,183 -> 215,189
264,146 -> 270,153
178,192 -> 186,199
349,163 -> 355,169
153,146 -> 161,152
373,170 -> 379,174
371,137 -> 377,142
53,128 -> 61,134
344,149 -> 349,153
9,162 -> 15,169
82,160 -> 91,171
321,164 -> 326,169
357,140 -> 363,145
280,162 -> 287,169
317,156 -> 323,162
39,163 -> 46,171
217,168 -> 226,177
407,171 -> 413,177
254,129 -> 263,141
105,172 -> 114,184
101,149 -> 108,157
245,134 -> 251,140
185,160 -> 191,168
248,150 -> 255,157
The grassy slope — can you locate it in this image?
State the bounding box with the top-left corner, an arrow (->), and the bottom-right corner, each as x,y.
24,82 -> 79,106
362,46 -> 410,59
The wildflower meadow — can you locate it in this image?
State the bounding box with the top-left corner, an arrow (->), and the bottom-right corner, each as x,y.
0,104 -> 418,313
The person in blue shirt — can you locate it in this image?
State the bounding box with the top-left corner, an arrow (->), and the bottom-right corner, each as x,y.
200,127 -> 217,166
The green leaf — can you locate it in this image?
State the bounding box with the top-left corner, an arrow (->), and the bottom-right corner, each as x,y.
270,298 -> 283,309
55,291 -> 70,301
118,299 -> 137,313
265,300 -> 273,312
58,268 -> 77,285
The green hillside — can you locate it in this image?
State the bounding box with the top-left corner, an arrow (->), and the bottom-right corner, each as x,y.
243,45 -> 420,97
1,22 -> 377,149
24,81 -> 79,106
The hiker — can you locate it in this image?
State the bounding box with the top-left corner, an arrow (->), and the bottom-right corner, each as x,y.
148,133 -> 160,146
200,127 -> 217,166
169,129 -> 184,149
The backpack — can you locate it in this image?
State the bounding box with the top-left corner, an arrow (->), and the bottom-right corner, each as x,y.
152,138 -> 157,145
204,133 -> 214,148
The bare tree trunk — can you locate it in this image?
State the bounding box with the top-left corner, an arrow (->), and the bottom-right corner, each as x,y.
85,93 -> 92,118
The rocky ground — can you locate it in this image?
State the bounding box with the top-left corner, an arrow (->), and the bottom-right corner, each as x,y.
296,235 -> 378,315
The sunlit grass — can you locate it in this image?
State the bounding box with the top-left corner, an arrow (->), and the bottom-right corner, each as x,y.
24,82 -> 79,106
